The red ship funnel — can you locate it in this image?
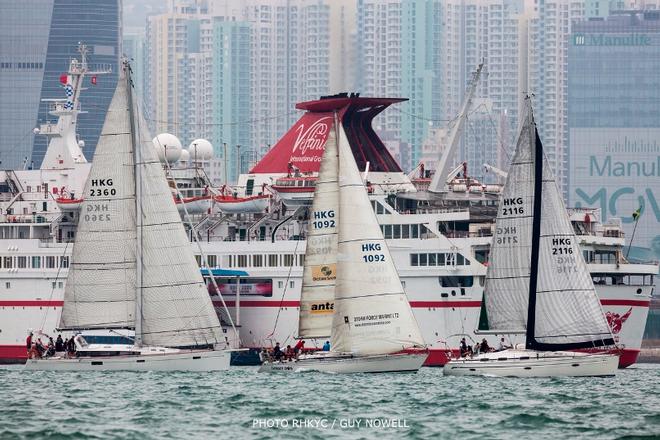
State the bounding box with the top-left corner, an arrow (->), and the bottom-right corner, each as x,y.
250,95 -> 406,174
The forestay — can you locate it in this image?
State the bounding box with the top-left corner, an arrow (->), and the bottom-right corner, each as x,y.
331,125 -> 424,355
298,115 -> 339,339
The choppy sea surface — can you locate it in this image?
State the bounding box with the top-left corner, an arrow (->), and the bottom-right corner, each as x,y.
1,364 -> 659,439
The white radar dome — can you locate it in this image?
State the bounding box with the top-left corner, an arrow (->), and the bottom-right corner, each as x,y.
179,149 -> 190,163
152,133 -> 182,163
188,139 -> 213,161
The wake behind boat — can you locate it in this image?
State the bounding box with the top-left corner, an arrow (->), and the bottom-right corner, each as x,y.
444,98 -> 619,378
25,62 -> 232,372
259,112 -> 427,374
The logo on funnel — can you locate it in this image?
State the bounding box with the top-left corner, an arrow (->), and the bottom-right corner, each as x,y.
291,116 -> 332,160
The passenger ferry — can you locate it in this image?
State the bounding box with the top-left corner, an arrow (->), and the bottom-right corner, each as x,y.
0,53 -> 655,368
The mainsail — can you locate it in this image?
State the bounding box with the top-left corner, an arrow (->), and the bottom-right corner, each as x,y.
59,72 -> 137,331
298,115 -> 339,339
331,125 -> 424,355
61,66 -> 223,348
484,99 -> 614,350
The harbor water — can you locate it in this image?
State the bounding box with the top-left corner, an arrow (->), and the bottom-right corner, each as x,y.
2,364 -> 659,439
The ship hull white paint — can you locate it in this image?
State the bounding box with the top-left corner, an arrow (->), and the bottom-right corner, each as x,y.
24,349 -> 231,372
443,350 -> 618,377
258,352 -> 427,374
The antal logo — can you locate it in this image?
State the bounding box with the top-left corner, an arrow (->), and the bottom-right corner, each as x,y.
292,117 -> 332,156
606,307 -> 632,334
310,302 -> 334,314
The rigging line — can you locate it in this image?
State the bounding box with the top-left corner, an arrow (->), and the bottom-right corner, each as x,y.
38,240 -> 71,331
267,237 -> 303,340
145,110 -> 300,128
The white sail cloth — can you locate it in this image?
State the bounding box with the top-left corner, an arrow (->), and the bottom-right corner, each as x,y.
60,77 -> 137,330
298,120 -> 339,339
484,102 -> 613,347
330,126 -> 424,355
60,71 -> 223,348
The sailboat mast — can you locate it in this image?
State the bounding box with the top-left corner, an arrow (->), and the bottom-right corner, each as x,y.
126,63 -> 144,347
525,117 -> 543,350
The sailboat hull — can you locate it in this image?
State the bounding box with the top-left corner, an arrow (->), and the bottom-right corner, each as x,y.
443,349 -> 618,378
258,352 -> 427,374
24,349 -> 231,372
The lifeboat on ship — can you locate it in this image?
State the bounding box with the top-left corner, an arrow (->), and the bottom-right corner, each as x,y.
174,194 -> 213,214
54,188 -> 83,211
214,194 -> 270,214
270,175 -> 317,207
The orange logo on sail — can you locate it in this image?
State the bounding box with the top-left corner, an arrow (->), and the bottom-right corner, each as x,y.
312,264 -> 336,281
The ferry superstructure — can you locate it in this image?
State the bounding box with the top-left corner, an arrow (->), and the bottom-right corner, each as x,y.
0,58 -> 655,368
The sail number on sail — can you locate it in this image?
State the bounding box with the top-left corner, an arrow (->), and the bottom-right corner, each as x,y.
312,210 -> 335,229
552,237 -> 578,274
501,197 -> 524,216
361,243 -> 385,262
89,179 -> 116,197
496,226 -> 519,244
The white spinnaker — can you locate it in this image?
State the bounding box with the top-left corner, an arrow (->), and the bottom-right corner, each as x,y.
298,120 -> 339,339
59,75 -> 137,330
331,126 -> 424,355
482,108 -> 534,333
534,138 -> 613,345
134,105 -> 223,348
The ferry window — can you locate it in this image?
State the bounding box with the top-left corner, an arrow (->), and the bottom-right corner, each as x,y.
5,282 -> 9,289
17,257 -> 27,268
252,255 -> 263,267
31,256 -> 41,268
393,225 -> 401,239
289,280 -> 294,288
411,224 -> 419,238
440,276 -> 474,288
207,255 -> 217,268
374,202 -> 385,215
446,254 -> 456,266
419,253 -> 428,266
46,256 -> 56,268
410,254 -> 419,266
457,254 -> 469,265
194,255 -> 202,267
384,225 -> 392,239
52,282 -> 56,289
237,255 -> 248,267
437,253 -> 446,266
475,249 -> 489,264
283,254 -> 294,267
583,250 -> 594,263
59,256 -> 69,268
428,253 -> 437,266
268,254 -> 278,267
401,281 -> 406,289
278,281 -> 283,289
227,255 -> 233,268
298,255 -> 304,266
58,282 -> 63,289
401,224 -> 410,239
3,257 -> 12,269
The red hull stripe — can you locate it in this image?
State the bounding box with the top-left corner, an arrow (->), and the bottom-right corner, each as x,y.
1,299 -> 649,309
600,299 -> 650,307
0,301 -> 64,307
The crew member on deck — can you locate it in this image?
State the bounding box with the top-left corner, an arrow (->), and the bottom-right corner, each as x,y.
26,331 -> 33,355
459,338 -> 468,357
293,339 -> 305,356
273,342 -> 283,361
480,338 -> 491,353
55,335 -> 64,352
322,341 -> 330,351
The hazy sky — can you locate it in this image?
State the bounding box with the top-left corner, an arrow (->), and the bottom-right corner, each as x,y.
123,0 -> 166,28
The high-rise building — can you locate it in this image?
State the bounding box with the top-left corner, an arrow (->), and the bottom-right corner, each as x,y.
568,10 -> 660,263
123,27 -> 147,104
0,0 -> 121,169
357,0 -> 442,171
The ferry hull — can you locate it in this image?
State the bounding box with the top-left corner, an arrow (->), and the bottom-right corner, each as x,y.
259,352 -> 427,374
23,349 -> 231,372
443,350 -> 619,378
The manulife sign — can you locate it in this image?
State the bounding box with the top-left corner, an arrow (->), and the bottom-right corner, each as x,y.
573,33 -> 652,46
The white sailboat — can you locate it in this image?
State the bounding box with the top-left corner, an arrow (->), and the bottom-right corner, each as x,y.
259,114 -> 428,373
25,63 -> 231,371
444,98 -> 619,378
